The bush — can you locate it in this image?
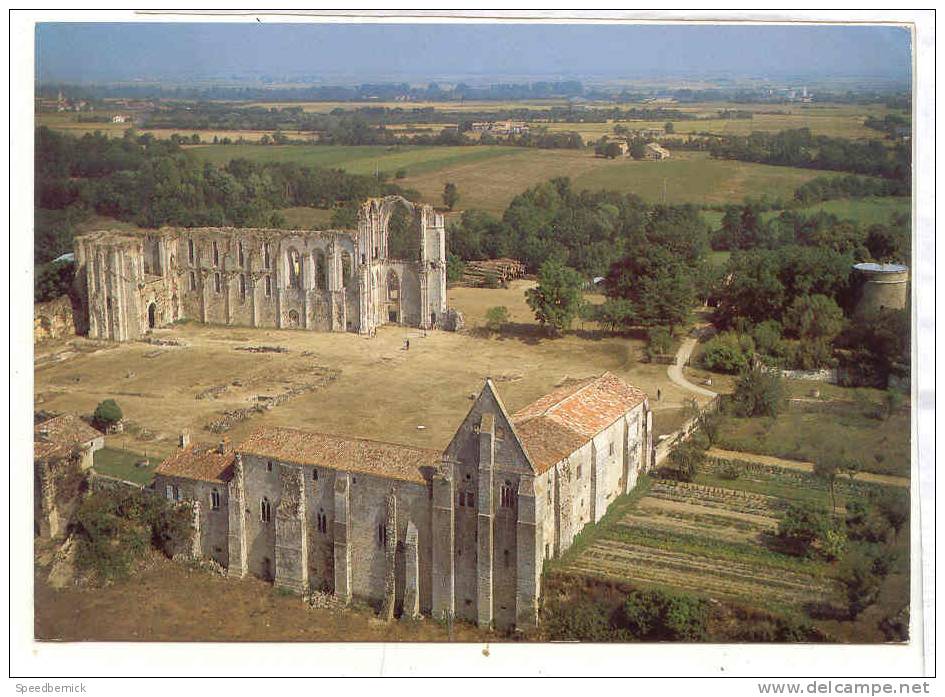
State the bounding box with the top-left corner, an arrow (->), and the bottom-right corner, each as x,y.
484,306 -> 510,333
839,553 -> 882,619
616,589 -> 710,641
446,254 -> 465,283
719,462 -> 742,480
93,398 -> 123,427
700,332 -> 755,373
647,326 -> 673,355
777,502 -> 829,556
543,599 -> 614,641
73,488 -> 194,584
730,366 -> 784,417
669,441 -> 705,482
751,320 -> 784,357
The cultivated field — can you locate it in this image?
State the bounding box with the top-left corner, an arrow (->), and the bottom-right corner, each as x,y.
35,281 -> 691,469
554,458 -> 908,639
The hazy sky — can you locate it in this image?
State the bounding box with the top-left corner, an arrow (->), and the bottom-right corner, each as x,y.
35,22 -> 912,83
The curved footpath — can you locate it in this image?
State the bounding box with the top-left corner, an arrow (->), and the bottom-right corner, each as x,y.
668,336 -> 717,400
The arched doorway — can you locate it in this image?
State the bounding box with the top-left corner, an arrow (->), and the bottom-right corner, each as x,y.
147,302 -> 157,329
287,309 -> 300,327
386,270 -> 401,324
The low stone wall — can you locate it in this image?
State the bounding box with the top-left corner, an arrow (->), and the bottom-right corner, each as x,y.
778,367 -> 838,383
88,470 -> 147,492
652,396 -> 720,468
34,295 -> 76,344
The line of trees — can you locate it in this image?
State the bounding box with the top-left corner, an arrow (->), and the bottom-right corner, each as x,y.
709,128 -> 911,182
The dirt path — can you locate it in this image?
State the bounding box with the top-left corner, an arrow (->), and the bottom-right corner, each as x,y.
667,336 -> 717,400
707,448 -> 910,489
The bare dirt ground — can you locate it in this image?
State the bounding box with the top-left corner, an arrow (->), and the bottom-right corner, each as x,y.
35,282 -> 689,458
34,549 -> 488,643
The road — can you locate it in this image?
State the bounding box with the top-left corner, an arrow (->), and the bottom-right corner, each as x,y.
667,336 -> 717,400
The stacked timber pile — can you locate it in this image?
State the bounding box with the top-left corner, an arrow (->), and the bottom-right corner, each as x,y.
461,258 -> 526,287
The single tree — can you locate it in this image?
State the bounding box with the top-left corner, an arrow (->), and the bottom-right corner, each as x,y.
525,260 -> 585,336
442,182 -> 460,211
93,399 -> 123,429
484,306 -> 510,333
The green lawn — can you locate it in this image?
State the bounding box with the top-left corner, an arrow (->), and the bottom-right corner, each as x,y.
93,446 -> 157,485
715,385 -> 911,478
189,143 -> 521,179
763,196 -> 911,227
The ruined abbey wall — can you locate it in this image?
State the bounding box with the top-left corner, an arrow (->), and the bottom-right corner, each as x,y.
74,197 -> 448,341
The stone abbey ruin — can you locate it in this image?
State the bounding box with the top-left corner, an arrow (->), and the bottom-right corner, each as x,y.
74,196 -> 449,340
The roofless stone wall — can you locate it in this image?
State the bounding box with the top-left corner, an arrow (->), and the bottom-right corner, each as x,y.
74,197 -> 448,341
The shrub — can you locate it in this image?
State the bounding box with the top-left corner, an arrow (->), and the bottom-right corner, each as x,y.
616,589 -> 710,641
669,440 -> 705,482
839,553 -> 882,619
751,320 -> 784,357
446,254 -> 465,284
719,462 -> 742,480
777,502 -> 829,556
730,366 -> 783,417
700,332 -> 755,373
73,488 -> 194,584
543,599 -> 614,641
394,168 -> 407,179
647,327 -> 673,355
484,306 -> 510,333
92,398 -> 123,427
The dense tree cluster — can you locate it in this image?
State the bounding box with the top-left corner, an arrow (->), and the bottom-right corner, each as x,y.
34,126 -> 414,264
709,128 -> 911,182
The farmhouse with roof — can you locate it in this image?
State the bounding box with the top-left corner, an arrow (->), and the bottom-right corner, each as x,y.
153,372 -> 652,630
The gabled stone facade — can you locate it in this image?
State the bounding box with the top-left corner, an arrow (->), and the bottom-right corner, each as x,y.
74,196 -> 448,341
152,372 -> 652,632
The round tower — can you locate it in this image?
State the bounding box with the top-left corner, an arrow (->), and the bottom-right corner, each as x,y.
853,263 -> 909,316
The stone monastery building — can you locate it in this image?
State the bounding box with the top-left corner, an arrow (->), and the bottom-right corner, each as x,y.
74,196 -> 449,339
155,373 -> 653,631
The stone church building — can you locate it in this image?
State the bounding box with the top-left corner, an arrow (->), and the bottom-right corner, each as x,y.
154,372 -> 653,631
73,196 -> 448,340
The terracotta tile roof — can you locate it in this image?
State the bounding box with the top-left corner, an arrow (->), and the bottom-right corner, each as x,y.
238,427 -> 440,484
154,444 -> 235,484
34,414 -> 102,461
511,372 -> 647,473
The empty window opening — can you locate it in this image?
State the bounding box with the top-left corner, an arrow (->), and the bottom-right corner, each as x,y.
377,524 -> 388,548
342,252 -> 353,287
214,272 -> 222,294
287,249 -> 302,289
211,488 -> 221,511
260,497 -> 272,523
312,468 -> 319,481
212,241 -> 220,267
314,252 -> 327,290
266,461 -> 273,472
263,243 -> 271,270
317,512 -> 328,534
239,274 -> 247,303
188,239 -> 195,264
500,480 -> 516,508
265,275 -> 272,297
238,241 -> 245,267
189,271 -> 197,291
386,270 -> 400,301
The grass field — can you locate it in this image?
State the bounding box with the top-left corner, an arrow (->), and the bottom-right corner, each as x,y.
34,281 -> 691,459
188,145 -> 833,214
783,196 -> 911,227
92,446 -> 157,485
